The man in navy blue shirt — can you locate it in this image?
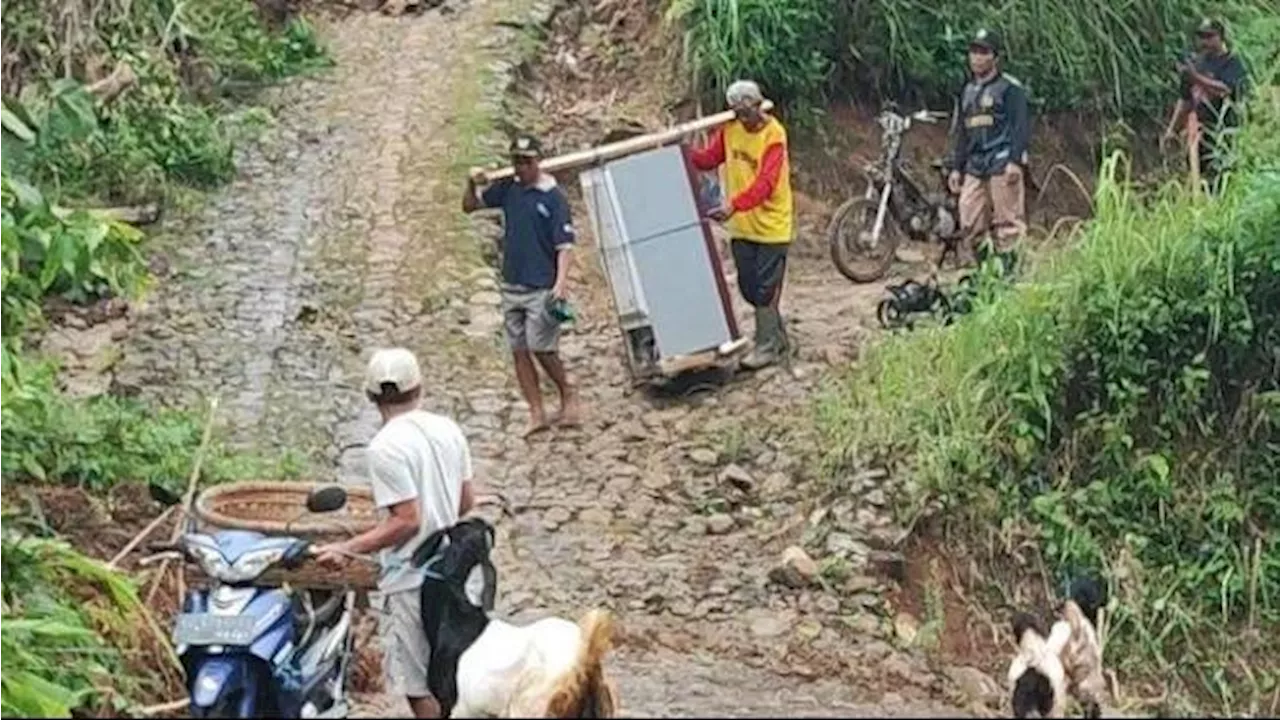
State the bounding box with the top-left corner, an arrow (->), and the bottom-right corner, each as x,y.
1161,18 -> 1249,195
463,135 -> 580,437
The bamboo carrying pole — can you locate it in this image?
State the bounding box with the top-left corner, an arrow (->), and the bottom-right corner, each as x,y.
473,100 -> 774,182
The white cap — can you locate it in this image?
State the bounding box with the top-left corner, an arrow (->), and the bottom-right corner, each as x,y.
364,348 -> 422,397
726,79 -> 764,107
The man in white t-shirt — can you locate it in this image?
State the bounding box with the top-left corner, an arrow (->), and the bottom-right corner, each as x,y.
314,347 -> 475,718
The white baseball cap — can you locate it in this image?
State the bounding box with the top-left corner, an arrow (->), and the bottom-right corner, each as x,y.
364,348 -> 422,397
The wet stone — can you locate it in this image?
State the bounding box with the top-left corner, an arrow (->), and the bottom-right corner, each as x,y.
945,666 -> 1001,707
705,513 -> 735,535
718,463 -> 756,494
761,471 -> 792,495
542,506 -> 572,531
768,546 -> 819,589
746,608 -> 795,638
641,473 -> 673,490
894,612 -> 920,645
826,532 -> 869,558
577,507 -> 611,526
688,448 -> 718,466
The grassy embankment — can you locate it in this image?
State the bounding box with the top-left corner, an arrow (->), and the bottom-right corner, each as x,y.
2,0 -> 327,714
812,37 -> 1278,720
671,0 -> 1279,712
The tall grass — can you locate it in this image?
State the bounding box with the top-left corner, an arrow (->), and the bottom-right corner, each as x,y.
666,0 -> 837,109
670,0 -> 1279,119
814,59 -> 1279,711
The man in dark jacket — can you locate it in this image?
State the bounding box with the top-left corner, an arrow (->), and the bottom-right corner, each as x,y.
945,28 -> 1031,266
1161,18 -> 1249,194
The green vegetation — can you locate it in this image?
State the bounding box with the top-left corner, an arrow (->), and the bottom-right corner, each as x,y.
1,0 -> 325,715
0,528 -> 181,716
1,0 -> 328,203
669,0 -> 1280,119
815,53 -> 1279,711
1,174 -> 149,346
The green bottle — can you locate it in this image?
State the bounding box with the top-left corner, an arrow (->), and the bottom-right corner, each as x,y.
548,297 -> 577,325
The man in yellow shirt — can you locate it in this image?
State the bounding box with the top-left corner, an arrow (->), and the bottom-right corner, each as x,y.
690,80 -> 794,370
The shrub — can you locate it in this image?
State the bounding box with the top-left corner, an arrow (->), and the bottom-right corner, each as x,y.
1,0 -> 328,203
669,0 -> 1280,119
814,57 -> 1279,708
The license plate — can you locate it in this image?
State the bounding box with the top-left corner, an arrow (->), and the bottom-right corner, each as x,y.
173,614 -> 258,647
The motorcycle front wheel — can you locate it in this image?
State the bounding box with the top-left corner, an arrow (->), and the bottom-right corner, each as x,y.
827,196 -> 900,283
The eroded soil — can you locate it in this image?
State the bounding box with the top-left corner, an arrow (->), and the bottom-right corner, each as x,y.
56,0 -> 1012,716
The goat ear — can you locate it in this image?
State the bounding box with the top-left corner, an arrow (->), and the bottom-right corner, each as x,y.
410,528 -> 448,567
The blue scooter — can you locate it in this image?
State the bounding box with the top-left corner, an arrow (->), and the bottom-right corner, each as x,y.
147,483 -> 358,719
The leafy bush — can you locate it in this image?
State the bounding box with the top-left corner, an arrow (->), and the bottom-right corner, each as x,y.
1,0 -> 328,203
669,0 -> 1279,119
814,63 -> 1279,708
1,170 -> 149,338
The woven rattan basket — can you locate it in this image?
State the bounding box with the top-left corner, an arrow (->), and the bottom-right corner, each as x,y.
192,481 -> 380,589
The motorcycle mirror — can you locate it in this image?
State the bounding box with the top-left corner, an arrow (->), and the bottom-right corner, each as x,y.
148,481 -> 183,507
306,485 -> 348,514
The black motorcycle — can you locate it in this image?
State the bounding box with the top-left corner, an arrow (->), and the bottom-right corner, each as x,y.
827,107 -> 961,283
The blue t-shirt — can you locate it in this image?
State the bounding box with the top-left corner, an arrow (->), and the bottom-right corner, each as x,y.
481,176 -> 575,289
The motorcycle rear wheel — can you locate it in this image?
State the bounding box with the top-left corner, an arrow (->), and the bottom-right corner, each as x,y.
827,196 -> 900,283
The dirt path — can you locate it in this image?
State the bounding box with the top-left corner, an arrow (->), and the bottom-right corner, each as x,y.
114,2 -> 988,716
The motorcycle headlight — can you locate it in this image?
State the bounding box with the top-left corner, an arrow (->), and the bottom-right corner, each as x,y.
224,547 -> 288,583
187,544 -> 231,580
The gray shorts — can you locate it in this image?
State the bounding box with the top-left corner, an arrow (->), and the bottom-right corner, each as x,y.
501,286 -> 560,353
379,590 -> 432,699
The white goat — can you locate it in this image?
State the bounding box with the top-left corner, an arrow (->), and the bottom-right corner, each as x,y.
409,517 -> 618,718
1007,576 -> 1107,719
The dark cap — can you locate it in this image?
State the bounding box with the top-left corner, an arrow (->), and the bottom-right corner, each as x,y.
969,27 -> 1002,54
509,134 -> 543,159
1195,17 -> 1225,37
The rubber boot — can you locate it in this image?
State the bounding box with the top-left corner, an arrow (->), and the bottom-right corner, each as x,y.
742,306 -> 783,370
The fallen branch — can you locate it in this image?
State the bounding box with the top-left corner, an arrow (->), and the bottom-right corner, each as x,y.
86,61 -> 137,104
145,396 -> 219,607
107,505 -> 177,569
136,698 -> 189,716
136,596 -> 183,675
52,203 -> 162,226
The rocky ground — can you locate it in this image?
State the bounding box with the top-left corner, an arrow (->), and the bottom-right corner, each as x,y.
45,0 -> 1017,715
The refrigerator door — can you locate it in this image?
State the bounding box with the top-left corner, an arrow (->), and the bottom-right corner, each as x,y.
608,145 -> 732,358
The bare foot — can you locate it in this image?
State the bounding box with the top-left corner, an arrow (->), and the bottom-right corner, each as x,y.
553,393 -> 583,428
523,413 -> 550,438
